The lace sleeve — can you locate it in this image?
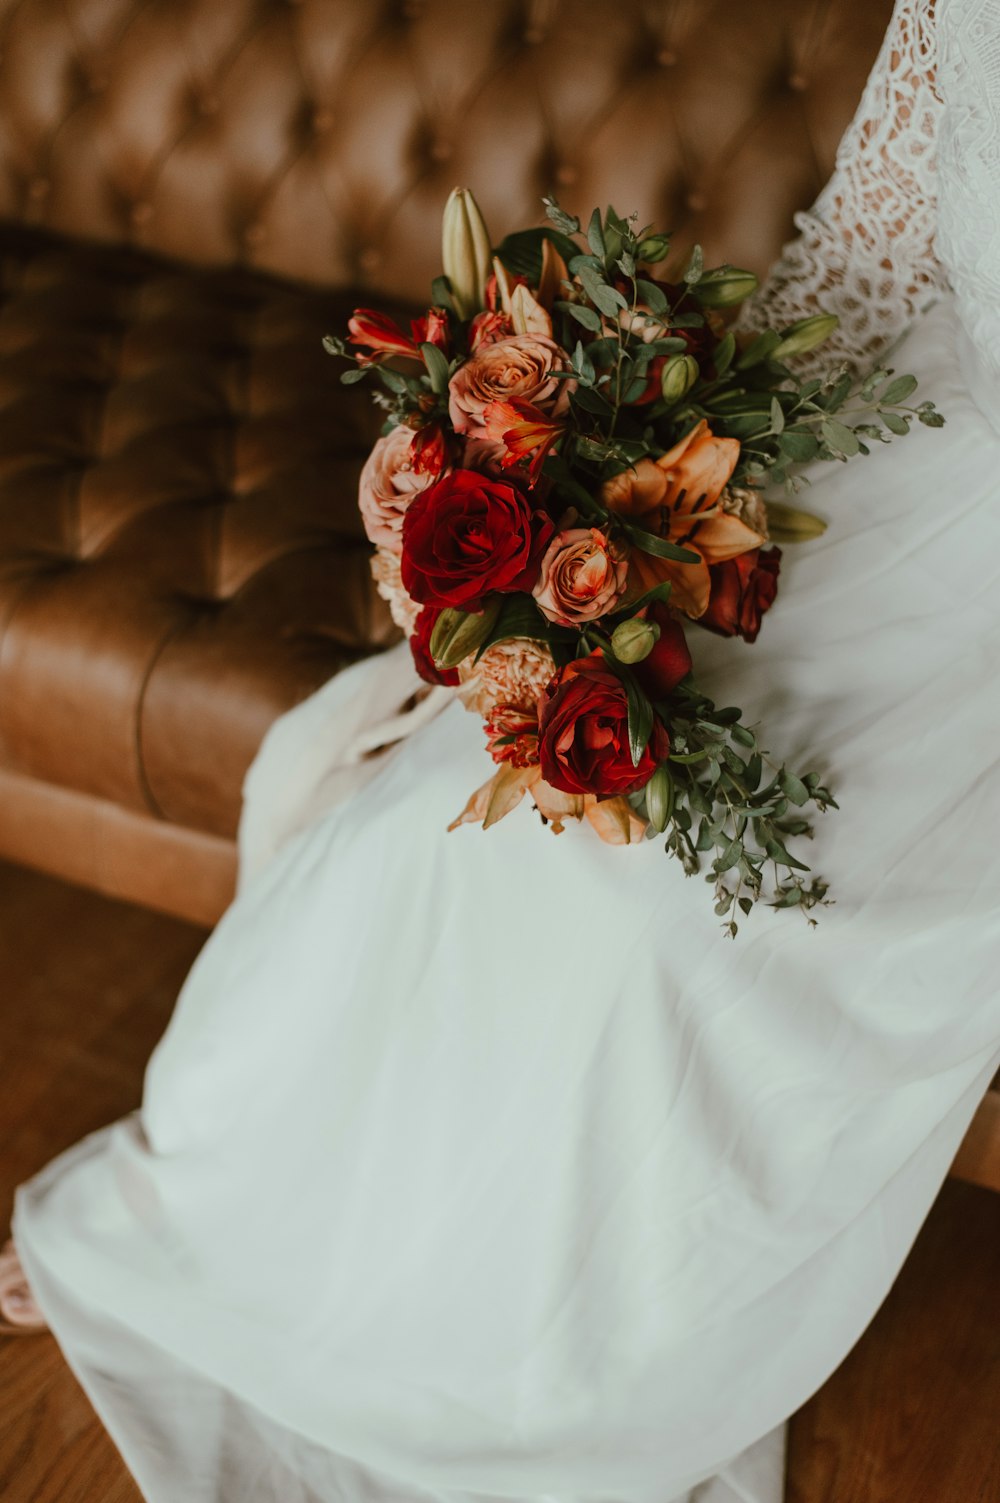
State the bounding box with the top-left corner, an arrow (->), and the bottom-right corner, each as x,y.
936,0 -> 1000,383
738,0 -> 948,373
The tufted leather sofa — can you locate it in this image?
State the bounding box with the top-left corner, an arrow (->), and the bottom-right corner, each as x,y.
0,0 -> 893,925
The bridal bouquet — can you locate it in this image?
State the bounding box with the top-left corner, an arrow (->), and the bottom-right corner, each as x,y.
327,192 -> 941,932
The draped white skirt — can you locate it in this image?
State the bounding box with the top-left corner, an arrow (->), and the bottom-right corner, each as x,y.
14,298 -> 1000,1503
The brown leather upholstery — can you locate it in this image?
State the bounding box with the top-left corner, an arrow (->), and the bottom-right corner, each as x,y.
0,0 -> 893,924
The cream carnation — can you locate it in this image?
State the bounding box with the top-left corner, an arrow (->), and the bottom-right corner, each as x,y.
370,548 -> 420,634
457,637 -> 556,715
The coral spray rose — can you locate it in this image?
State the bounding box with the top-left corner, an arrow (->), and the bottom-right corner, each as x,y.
448,333 -> 574,440
532,528 -> 628,626
484,703 -> 540,769
701,549 -> 782,643
401,469 -> 553,611
358,425 -> 450,552
538,655 -> 670,797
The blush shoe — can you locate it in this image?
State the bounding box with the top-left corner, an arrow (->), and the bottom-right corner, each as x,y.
0,1239 -> 48,1336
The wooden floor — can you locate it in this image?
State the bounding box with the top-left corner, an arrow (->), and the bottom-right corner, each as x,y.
0,861 -> 997,1503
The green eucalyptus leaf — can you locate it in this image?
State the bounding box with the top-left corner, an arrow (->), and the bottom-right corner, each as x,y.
777,429 -> 819,462
879,372 -> 918,405
778,771 -> 810,806
557,300 -> 602,332
420,342 -> 451,395
820,418 -> 861,457
587,207 -> 606,260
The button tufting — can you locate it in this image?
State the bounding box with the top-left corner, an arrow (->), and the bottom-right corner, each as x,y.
657,48 -> 677,67
243,222 -> 266,249
198,93 -> 220,116
788,72 -> 808,92
555,163 -> 578,186
358,247 -> 382,273
27,177 -> 50,202
130,201 -> 153,227
686,191 -> 707,212
312,106 -> 334,133
89,70 -> 108,93
429,138 -> 452,163
523,26 -> 545,45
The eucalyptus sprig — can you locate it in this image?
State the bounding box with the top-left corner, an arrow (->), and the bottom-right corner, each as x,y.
640,687 -> 837,937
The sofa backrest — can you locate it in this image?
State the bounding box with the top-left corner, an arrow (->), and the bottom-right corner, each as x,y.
0,0 -> 891,300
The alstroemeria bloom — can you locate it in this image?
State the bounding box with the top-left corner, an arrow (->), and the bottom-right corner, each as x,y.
483,398 -> 566,484
348,306 -> 449,366
600,419 -> 765,617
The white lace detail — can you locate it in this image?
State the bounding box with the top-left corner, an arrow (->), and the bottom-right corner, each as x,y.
739,0 -> 948,373
936,0 -> 1000,381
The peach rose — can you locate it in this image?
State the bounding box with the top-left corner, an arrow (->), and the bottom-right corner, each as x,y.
457,637 -> 556,716
532,528 -> 628,626
448,334 -> 574,440
358,425 -> 449,553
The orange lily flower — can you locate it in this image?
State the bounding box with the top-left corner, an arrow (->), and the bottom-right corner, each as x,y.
483,398 -> 565,484
448,767 -> 645,842
600,420 -> 765,617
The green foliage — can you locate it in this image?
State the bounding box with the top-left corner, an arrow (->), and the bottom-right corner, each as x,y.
632,686 -> 838,934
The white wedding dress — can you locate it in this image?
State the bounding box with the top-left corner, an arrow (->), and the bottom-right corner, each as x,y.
13,3 -> 1000,1500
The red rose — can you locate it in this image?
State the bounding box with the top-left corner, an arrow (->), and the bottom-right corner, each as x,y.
636,609 -> 693,699
401,468 -> 554,611
409,606 -> 459,687
538,654 -> 670,798
701,548 -> 782,644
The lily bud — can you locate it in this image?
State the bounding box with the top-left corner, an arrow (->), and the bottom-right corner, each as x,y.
429,598 -> 501,669
636,233 -> 671,264
695,266 -> 759,308
442,188 -> 493,320
771,314 -> 839,362
660,353 -> 699,405
645,764 -> 674,833
763,501 -> 828,543
610,617 -> 660,664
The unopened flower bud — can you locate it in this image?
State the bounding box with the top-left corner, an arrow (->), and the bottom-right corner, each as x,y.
660,353 -> 699,405
695,266 -> 759,308
610,617 -> 660,664
645,764 -> 674,833
442,187 -> 493,320
429,598 -> 501,669
771,314 -> 839,361
636,234 -> 671,264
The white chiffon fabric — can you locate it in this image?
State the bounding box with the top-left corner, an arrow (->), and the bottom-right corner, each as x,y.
13,1 -> 1000,1499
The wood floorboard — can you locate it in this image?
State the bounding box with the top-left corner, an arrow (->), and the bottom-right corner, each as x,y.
0,860 -> 996,1503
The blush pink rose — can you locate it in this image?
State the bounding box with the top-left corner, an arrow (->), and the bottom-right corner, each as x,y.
532,528 -> 629,626
448,334 -> 574,440
358,425 -> 449,553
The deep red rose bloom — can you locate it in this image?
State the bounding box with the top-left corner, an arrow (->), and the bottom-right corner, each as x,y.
701,548 -> 782,644
636,608 -> 693,699
401,468 -> 554,611
409,606 -> 459,688
538,654 -> 670,798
